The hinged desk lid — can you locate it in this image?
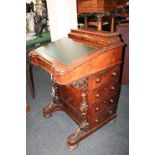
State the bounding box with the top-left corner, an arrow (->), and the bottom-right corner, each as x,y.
35,37 -> 96,65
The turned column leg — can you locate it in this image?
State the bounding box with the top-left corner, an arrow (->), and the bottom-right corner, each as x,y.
43,75 -> 63,118
66,78 -> 89,150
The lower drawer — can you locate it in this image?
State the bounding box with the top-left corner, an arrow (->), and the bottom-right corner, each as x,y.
88,93 -> 119,116
88,105 -> 117,128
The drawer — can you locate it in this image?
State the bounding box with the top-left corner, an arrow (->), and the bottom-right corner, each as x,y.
88,81 -> 120,104
88,93 -> 119,116
88,106 -> 117,128
88,65 -> 121,90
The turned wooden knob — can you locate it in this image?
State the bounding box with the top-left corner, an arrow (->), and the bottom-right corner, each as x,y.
109,110 -> 113,114
110,86 -> 115,90
110,99 -> 114,103
96,78 -> 101,83
112,72 -> 117,77
95,119 -> 99,122
95,107 -> 100,111
96,93 -> 100,98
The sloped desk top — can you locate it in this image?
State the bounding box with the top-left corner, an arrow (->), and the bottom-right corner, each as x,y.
29,28 -> 124,85
35,38 -> 96,65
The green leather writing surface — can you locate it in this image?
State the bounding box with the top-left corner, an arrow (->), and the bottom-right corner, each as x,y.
36,38 -> 95,64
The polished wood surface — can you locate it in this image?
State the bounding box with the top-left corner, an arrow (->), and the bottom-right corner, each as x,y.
116,23 -> 129,85
26,103 -> 30,115
29,28 -> 124,150
77,0 -> 117,13
77,0 -> 117,31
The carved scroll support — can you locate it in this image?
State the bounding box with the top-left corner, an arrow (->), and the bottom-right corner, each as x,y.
66,78 -> 89,150
43,75 -> 63,118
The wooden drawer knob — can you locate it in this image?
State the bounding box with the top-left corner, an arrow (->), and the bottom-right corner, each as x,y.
110,99 -> 114,103
109,110 -> 113,114
112,72 -> 117,77
96,78 -> 101,83
95,119 -> 99,122
95,107 -> 100,111
110,86 -> 115,90
96,93 -> 100,98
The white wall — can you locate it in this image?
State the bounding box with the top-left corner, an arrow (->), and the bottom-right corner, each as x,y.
26,0 -> 36,4
46,0 -> 78,41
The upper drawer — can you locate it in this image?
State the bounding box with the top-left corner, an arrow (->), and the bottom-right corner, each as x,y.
88,81 -> 120,104
88,65 -> 121,90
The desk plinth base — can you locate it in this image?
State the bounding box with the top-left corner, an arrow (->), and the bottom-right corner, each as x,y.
43,101 -> 116,150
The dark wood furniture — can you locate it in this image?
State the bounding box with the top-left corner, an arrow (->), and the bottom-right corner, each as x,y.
26,62 -> 35,98
116,23 -> 129,85
26,39 -> 51,98
26,102 -> 30,115
29,28 -> 124,150
77,0 -> 117,31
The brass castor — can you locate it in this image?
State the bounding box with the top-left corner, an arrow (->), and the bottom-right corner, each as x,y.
66,142 -> 79,151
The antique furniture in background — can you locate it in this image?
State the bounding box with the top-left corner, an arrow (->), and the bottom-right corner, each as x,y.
77,0 -> 117,31
116,23 -> 129,85
26,61 -> 35,98
26,102 -> 30,115
26,32 -> 51,98
29,28 -> 124,150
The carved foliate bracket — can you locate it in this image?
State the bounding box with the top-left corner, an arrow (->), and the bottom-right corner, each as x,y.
43,75 -> 62,117
72,78 -> 88,90
50,75 -> 61,105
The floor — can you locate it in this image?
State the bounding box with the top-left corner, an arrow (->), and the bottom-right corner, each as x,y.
26,66 -> 129,155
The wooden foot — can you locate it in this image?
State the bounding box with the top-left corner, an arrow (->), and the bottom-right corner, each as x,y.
67,128 -> 86,146
43,102 -> 63,118
26,103 -> 30,115
66,142 -> 79,151
67,114 -> 117,146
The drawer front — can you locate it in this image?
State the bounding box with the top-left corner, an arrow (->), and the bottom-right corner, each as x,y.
88,93 -> 119,116
88,65 -> 121,90
106,65 -> 121,84
88,106 -> 117,127
88,81 -> 120,104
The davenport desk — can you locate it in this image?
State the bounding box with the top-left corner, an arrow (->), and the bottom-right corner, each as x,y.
29,28 -> 124,150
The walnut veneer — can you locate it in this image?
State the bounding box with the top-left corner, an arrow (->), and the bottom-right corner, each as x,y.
29,28 -> 124,150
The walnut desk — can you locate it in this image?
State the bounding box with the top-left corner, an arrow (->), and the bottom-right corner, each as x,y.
29,28 -> 124,150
